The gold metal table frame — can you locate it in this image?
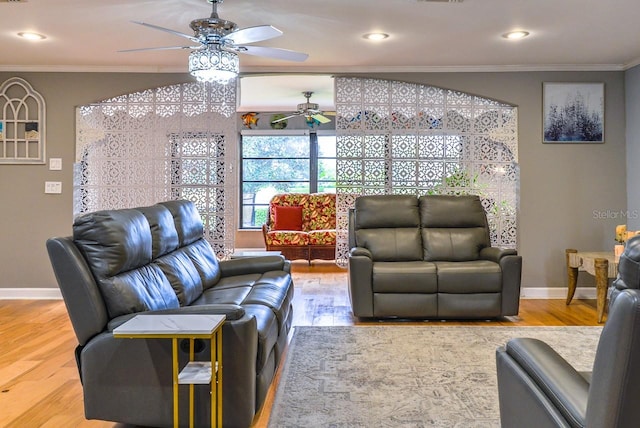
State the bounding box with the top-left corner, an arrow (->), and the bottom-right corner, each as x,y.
113,314 -> 225,428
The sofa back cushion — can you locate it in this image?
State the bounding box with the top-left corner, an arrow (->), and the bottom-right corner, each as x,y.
159,200 -> 204,246
268,193 -> 310,230
354,195 -> 422,261
73,208 -> 180,318
307,193 -> 336,231
419,195 -> 490,261
136,204 -> 180,259
73,200 -> 220,318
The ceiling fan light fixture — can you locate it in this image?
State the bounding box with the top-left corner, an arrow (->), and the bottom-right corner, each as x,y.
188,48 -> 239,84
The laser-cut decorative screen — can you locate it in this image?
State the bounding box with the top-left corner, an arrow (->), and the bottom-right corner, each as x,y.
334,77 -> 519,266
75,81 -> 237,258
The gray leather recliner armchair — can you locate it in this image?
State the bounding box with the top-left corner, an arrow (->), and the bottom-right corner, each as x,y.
496,288 -> 640,428
609,234 -> 640,307
348,194 -> 522,319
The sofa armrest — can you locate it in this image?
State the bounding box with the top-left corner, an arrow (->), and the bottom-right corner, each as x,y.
107,304 -> 247,331
348,247 -> 374,317
218,255 -> 289,277
350,246 -> 372,259
480,246 -> 518,262
499,338 -> 588,428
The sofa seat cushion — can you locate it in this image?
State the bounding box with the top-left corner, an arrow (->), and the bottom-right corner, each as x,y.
373,261 -> 437,293
265,231 -> 309,246
308,229 -> 336,245
195,284 -> 253,306
435,260 -> 502,293
242,271 -> 294,330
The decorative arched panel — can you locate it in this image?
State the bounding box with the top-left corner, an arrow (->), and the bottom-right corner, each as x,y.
0,77 -> 46,164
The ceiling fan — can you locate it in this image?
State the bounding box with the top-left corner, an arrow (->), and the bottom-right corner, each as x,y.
271,91 -> 335,125
120,0 -> 308,83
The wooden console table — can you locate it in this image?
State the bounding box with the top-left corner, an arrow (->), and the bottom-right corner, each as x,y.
565,249 -> 619,323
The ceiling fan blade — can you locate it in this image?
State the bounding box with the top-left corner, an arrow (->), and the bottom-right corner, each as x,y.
234,45 -> 308,62
223,25 -> 283,45
311,114 -> 332,124
323,111 -> 337,116
131,21 -> 201,44
119,46 -> 199,53
271,114 -> 298,123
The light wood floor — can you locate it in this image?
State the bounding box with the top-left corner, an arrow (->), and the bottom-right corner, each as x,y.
0,261 -> 600,427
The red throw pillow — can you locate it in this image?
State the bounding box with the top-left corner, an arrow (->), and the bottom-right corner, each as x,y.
273,206 -> 303,231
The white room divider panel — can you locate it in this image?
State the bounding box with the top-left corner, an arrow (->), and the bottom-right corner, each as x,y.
75,82 -> 237,258
335,77 -> 519,266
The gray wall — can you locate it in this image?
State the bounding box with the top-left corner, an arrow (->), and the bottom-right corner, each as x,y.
0,70 -> 627,292
626,65 -> 640,229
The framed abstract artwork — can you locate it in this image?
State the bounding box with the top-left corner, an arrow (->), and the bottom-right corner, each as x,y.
543,82 -> 604,143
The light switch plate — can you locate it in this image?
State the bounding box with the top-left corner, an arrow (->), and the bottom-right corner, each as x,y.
44,181 -> 62,194
49,158 -> 62,170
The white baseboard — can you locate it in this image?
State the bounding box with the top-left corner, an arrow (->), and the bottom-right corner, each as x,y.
520,287 -> 596,299
0,288 -> 63,300
0,287 -> 596,301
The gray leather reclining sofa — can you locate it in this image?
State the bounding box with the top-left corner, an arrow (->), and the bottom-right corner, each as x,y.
348,194 -> 522,319
46,200 -> 293,428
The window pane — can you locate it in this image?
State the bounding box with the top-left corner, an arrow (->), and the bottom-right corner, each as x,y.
240,133 -> 334,228
318,159 -> 336,182
317,182 -> 336,193
318,135 -> 336,157
243,135 -> 310,158
243,159 -> 310,181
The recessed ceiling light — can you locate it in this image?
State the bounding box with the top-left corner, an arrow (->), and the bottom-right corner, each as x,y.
17,32 -> 46,41
363,33 -> 389,41
502,31 -> 529,40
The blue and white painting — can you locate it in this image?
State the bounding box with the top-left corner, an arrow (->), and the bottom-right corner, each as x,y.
543,82 -> 604,143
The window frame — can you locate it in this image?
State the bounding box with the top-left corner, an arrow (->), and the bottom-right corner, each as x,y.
239,129 -> 336,230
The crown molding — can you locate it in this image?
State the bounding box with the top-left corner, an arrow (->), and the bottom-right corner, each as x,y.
625,56 -> 640,70
0,63 -> 631,74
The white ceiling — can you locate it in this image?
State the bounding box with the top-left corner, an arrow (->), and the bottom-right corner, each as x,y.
3,0 -> 640,110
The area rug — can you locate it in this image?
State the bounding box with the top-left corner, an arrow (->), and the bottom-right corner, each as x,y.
268,326 -> 602,427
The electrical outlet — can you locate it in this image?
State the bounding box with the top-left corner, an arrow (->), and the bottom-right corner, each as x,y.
44,181 -> 62,194
49,158 -> 62,170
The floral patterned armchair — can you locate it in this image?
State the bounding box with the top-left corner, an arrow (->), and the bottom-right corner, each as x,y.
261,193 -> 336,263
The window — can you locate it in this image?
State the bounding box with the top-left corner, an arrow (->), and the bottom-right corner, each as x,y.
240,131 -> 336,228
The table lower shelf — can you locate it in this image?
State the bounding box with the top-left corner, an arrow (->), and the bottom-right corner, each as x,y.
178,361 -> 219,385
